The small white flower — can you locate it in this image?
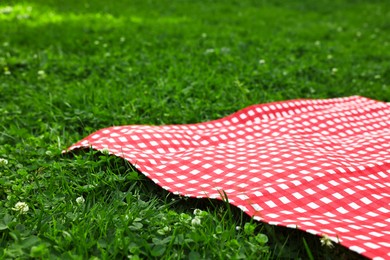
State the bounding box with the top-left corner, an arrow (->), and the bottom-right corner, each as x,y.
235,226 -> 241,231
193,208 -> 208,218
258,59 -> 265,65
37,70 -> 46,79
0,158 -> 8,165
331,68 -> 338,75
204,48 -> 215,54
76,196 -> 85,205
191,217 -> 201,226
0,6 -> 13,14
193,209 -> 202,216
12,202 -> 29,214
320,234 -> 334,248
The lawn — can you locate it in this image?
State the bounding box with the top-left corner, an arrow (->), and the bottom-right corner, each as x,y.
0,0 -> 389,258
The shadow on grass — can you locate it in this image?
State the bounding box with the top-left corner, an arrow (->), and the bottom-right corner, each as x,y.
64,148 -> 367,260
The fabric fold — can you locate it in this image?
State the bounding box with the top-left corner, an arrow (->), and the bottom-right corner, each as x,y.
68,96 -> 390,259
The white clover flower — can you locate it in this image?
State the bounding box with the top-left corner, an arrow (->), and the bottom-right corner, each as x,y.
76,196 -> 85,205
258,59 -> 265,65
320,234 -> 334,248
193,208 -> 208,218
191,217 -> 201,226
193,209 -> 202,216
331,68 -> 338,75
204,48 -> 215,55
0,6 -> 13,14
12,202 -> 29,214
235,226 -> 241,231
0,158 -> 8,165
37,70 -> 46,79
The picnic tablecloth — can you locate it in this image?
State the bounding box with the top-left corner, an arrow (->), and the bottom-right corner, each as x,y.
68,96 -> 390,259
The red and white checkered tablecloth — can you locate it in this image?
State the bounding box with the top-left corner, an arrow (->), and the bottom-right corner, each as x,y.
68,96 -> 390,259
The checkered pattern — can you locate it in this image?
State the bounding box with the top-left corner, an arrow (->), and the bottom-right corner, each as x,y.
68,96 -> 390,259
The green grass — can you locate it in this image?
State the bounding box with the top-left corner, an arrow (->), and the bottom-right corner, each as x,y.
0,0 -> 388,258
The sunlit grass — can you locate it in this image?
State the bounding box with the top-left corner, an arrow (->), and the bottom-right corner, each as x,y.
0,3 -> 123,26
0,2 -> 188,27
